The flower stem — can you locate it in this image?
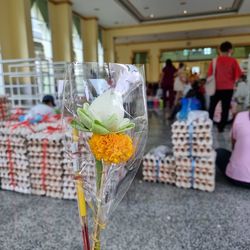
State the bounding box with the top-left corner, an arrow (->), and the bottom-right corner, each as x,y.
92,160 -> 104,250
95,160 -> 103,191
75,175 -> 90,250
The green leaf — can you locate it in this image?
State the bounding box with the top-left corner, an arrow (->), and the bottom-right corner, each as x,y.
118,118 -> 130,128
103,114 -> 119,131
70,120 -> 89,132
91,120 -> 110,135
77,108 -> 93,129
117,122 -> 135,133
83,103 -> 95,119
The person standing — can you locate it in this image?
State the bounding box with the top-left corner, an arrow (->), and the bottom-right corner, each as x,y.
159,59 -> 177,109
173,62 -> 187,105
207,41 -> 242,132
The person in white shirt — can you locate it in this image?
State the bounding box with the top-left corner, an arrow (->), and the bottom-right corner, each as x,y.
234,75 -> 248,111
24,95 -> 56,121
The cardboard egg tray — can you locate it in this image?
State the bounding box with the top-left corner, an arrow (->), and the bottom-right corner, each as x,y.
172,120 -> 213,155
0,96 -> 11,120
171,120 -> 213,134
0,167 -> 29,180
1,178 -> 31,194
142,153 -> 176,183
175,156 -> 215,192
0,125 -> 37,193
175,176 -> 215,192
172,131 -> 212,146
0,122 -> 119,199
62,168 -> 76,200
142,116 -> 216,192
173,144 -> 214,158
61,155 -> 95,200
27,131 -> 65,198
172,118 -> 215,192
27,129 -> 95,199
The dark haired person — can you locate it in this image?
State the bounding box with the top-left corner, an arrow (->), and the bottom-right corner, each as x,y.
24,95 -> 56,121
216,110 -> 250,188
207,41 -> 242,132
159,59 -> 177,109
168,80 -> 205,120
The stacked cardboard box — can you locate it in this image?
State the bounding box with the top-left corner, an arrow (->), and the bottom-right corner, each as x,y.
172,119 -> 215,192
62,132 -> 95,200
142,146 -> 175,183
0,96 -> 10,120
27,130 -> 64,198
0,124 -> 34,193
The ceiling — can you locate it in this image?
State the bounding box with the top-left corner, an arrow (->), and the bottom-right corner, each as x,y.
72,0 -> 250,44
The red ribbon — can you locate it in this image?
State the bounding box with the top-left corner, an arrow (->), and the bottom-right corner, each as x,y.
41,138 -> 49,191
5,119 -> 62,192
9,108 -> 24,121
10,120 -> 35,133
40,125 -> 63,191
40,114 -> 62,123
44,125 -> 63,134
7,138 -> 15,187
5,119 -> 35,189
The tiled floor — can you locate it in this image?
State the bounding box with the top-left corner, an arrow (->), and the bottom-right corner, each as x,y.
0,111 -> 249,250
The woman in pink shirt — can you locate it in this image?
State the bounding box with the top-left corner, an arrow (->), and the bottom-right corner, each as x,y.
216,111 -> 250,188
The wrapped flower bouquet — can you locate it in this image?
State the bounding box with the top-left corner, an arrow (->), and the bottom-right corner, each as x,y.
62,63 -> 148,250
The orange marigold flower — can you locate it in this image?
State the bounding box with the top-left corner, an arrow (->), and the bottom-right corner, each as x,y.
89,133 -> 134,164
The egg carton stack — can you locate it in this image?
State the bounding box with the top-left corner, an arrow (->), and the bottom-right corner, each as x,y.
27,130 -> 65,198
172,119 -> 215,192
0,123 -> 35,193
61,158 -> 76,199
62,155 -> 95,200
0,96 -> 10,120
158,155 -> 176,184
142,146 -> 176,183
0,120 -> 9,128
62,132 -> 95,200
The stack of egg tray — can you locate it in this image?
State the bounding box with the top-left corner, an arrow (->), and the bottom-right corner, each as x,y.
142,153 -> 176,184
0,123 -> 36,193
62,132 -> 95,200
0,96 -> 10,120
171,119 -> 215,192
61,157 -> 95,200
27,130 -> 65,198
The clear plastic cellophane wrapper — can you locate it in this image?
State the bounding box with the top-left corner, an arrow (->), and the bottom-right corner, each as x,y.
62,62 -> 148,250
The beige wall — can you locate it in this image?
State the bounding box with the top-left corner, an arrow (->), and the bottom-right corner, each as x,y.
100,14 -> 250,83
116,34 -> 250,83
0,0 -> 34,59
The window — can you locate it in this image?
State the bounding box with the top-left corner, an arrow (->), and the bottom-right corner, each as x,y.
31,0 -> 52,60
72,15 -> 83,62
98,27 -> 104,66
132,52 -> 149,81
132,52 -> 148,64
192,66 -> 200,74
204,48 -> 212,55
183,49 -> 189,56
